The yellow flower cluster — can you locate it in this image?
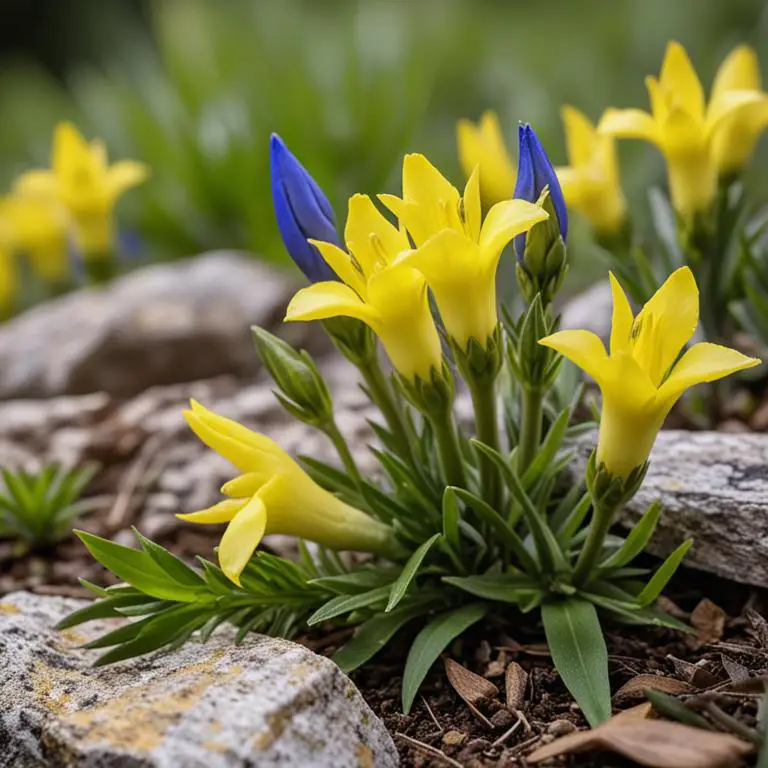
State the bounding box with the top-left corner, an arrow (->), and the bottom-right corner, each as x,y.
457,42 -> 768,229
285,154 -> 547,380
0,122 -> 147,313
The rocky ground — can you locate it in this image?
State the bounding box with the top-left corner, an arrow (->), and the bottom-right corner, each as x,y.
2,256 -> 768,767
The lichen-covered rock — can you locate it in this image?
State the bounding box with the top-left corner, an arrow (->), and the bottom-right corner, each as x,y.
574,429 -> 768,588
0,252 -> 308,400
0,591 -> 398,768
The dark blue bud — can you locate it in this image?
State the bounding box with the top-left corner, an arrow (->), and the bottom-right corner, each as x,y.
513,124 -> 568,261
270,133 -> 341,283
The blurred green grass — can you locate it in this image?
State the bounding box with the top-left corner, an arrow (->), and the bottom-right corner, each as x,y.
0,0 -> 764,288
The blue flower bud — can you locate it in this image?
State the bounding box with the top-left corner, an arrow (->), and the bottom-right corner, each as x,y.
513,124 -> 568,262
270,133 -> 340,283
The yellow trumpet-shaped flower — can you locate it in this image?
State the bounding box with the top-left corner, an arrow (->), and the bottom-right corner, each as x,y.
556,106 -> 627,237
1,196 -> 70,284
178,400 -> 396,584
16,122 -> 148,258
599,41 -> 764,219
709,44 -> 768,177
456,111 -> 517,208
540,267 -> 760,478
285,193 -> 443,382
381,154 -> 548,349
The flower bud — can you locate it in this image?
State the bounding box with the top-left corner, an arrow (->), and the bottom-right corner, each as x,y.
270,133 -> 340,283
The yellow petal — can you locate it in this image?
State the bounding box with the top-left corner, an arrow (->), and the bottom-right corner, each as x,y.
52,122 -> 92,179
285,282 -> 380,327
660,107 -> 706,156
538,329 -> 608,383
221,472 -> 269,498
184,412 -> 262,474
462,165 -> 481,244
561,105 -> 596,168
705,88 -> 768,137
712,45 -> 761,102
632,266 -> 698,385
406,228 -> 480,284
14,170 -> 59,201
107,160 -> 149,201
176,498 -> 244,524
478,199 -> 549,270
554,166 -> 588,207
658,342 -> 760,405
609,272 -> 634,355
308,240 -> 366,296
344,194 -> 409,274
599,108 -> 660,146
219,495 -> 268,585
659,41 -> 705,122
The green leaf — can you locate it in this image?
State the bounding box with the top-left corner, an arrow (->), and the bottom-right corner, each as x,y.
645,689 -> 714,730
541,599 -> 611,727
75,530 -> 203,603
401,602 -> 488,714
521,405 -> 571,488
449,486 -> 538,574
443,573 -> 540,604
598,501 -> 661,572
334,602 -> 429,673
556,493 -> 592,548
441,489 -> 460,552
307,585 -> 391,626
309,569 -> 397,595
637,539 -> 693,606
133,529 -> 209,590
387,533 -> 441,612
56,594 -> 157,629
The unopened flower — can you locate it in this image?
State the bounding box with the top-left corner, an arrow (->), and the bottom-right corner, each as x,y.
16,122 -> 147,258
178,400 -> 397,584
456,111 -> 516,208
556,106 -> 627,236
540,267 -> 760,478
381,154 -> 547,349
709,45 -> 768,177
270,133 -> 340,283
285,193 -> 442,382
599,42 -> 764,219
1,196 -> 70,284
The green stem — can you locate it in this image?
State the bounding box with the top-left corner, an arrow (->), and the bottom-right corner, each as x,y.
324,421 -> 364,488
85,254 -> 118,285
572,500 -> 616,586
359,357 -> 414,463
429,406 -> 467,489
469,376 -> 502,510
517,386 -> 543,474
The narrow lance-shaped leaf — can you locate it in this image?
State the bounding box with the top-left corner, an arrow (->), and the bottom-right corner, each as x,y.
387,533 -> 441,612
401,602 -> 489,714
307,585 -> 392,626
637,539 -> 693,607
541,599 -> 611,727
598,501 -> 661,572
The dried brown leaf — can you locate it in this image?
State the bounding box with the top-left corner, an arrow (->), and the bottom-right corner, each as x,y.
613,674 -> 695,702
667,655 -> 720,688
527,718 -> 752,767
721,656 -> 751,684
444,658 -> 499,707
745,607 -> 768,649
504,662 -> 528,710
691,599 -> 726,647
613,702 -> 655,722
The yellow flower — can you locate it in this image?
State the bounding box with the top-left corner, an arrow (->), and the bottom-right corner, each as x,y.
1,196 -> 70,284
16,122 -> 148,257
381,154 -> 548,349
539,267 -> 759,478
178,400 -> 396,584
599,41 -> 764,219
285,193 -> 443,382
556,106 -> 627,236
456,111 -> 516,208
709,44 -> 768,177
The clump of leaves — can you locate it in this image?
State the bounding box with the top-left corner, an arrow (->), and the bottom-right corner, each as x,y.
0,464 -> 98,550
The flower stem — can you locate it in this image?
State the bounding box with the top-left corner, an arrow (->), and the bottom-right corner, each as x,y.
429,406 -> 467,489
572,499 -> 616,586
324,420 -> 364,488
468,376 -> 502,510
517,386 -> 543,474
358,357 -> 414,464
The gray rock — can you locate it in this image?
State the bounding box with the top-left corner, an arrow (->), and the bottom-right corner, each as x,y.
0,252 -> 307,400
0,591 -> 398,768
574,429 -> 768,588
560,280 -> 613,339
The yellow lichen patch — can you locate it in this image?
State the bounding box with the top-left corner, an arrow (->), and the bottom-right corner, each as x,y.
60,659 -> 242,753
0,602 -> 21,614
54,628 -> 88,649
356,743 -> 374,768
31,661 -> 81,715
